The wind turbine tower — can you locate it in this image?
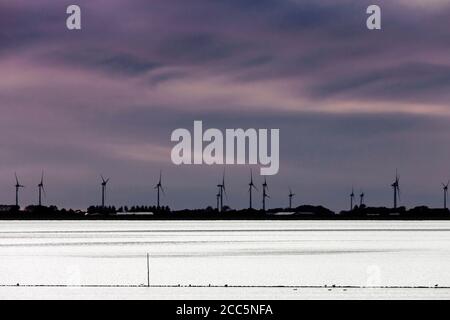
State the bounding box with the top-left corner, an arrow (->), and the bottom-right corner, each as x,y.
262,178 -> 269,211
14,173 -> 25,207
216,192 -> 221,211
101,175 -> 110,207
360,191 -> 365,206
217,171 -> 226,212
38,171 -> 45,206
350,187 -> 355,210
288,188 -> 295,209
391,171 -> 400,209
155,171 -> 165,209
443,181 -> 449,209
248,169 -> 258,209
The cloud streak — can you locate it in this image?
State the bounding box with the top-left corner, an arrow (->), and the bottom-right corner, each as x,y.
0,0 -> 449,210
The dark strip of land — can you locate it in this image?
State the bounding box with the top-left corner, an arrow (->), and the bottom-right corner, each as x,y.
0,204 -> 449,220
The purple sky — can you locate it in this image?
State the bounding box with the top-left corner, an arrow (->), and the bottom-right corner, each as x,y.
1,0 -> 450,210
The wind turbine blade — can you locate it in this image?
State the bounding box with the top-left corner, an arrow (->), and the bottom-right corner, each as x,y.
223,187 -> 228,200
253,184 -> 259,192
161,186 -> 166,196
101,175 -> 106,183
15,172 -> 19,185
219,168 -> 225,190
41,171 -> 44,184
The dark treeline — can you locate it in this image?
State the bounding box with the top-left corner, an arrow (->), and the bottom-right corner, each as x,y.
340,204 -> 450,219
87,205 -> 170,215
0,203 -> 449,220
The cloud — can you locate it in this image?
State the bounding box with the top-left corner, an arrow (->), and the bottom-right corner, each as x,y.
0,0 -> 449,209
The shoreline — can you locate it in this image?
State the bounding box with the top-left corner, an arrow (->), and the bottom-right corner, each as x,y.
1,285 -> 450,300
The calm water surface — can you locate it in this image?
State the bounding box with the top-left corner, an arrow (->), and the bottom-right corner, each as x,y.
0,220 -> 449,288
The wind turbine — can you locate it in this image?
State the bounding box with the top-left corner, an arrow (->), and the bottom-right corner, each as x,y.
248,169 -> 258,209
288,187 -> 295,209
350,187 -> 355,210
216,184 -> 222,211
391,171 -> 400,209
216,192 -> 221,211
262,178 -> 269,211
38,171 -> 45,206
359,191 -> 365,206
100,175 -> 110,207
14,173 -> 25,207
216,171 -> 227,212
155,171 -> 165,209
442,181 -> 449,209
